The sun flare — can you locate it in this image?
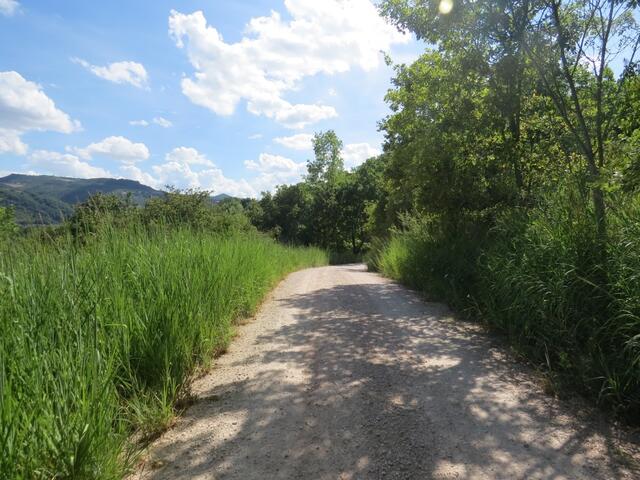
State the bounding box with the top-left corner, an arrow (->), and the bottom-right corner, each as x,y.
439,0 -> 453,14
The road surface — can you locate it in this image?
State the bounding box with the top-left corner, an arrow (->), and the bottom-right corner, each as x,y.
134,264 -> 639,480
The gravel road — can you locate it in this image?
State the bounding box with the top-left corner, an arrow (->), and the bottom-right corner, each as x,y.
133,264 -> 639,480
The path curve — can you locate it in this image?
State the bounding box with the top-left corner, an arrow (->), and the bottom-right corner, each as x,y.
134,264 -> 639,480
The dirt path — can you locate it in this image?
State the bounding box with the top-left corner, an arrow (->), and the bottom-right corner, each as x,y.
133,264 -> 639,480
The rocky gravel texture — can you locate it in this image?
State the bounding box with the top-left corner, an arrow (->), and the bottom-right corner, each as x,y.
132,264 -> 639,480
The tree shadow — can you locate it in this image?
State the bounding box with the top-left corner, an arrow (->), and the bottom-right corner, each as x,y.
137,265 -> 639,479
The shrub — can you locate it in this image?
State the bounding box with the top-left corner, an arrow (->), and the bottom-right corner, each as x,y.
370,187 -> 640,420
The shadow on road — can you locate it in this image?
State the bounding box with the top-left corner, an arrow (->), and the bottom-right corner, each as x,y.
142,265 -> 638,479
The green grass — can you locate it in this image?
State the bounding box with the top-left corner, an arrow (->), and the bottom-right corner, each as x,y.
368,193 -> 640,421
0,226 -> 326,478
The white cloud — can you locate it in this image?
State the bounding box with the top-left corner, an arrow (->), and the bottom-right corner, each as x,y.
245,153 -> 305,175
119,164 -> 158,187
72,58 -> 149,88
70,136 -> 150,164
129,117 -> 173,128
151,147 -> 256,197
165,146 -> 213,166
0,0 -> 18,16
248,133 -> 263,140
244,152 -> 306,193
153,116 -> 172,128
0,71 -> 79,155
0,129 -> 27,155
169,2 -> 408,128
28,150 -> 111,179
274,133 -> 313,150
342,142 -> 380,168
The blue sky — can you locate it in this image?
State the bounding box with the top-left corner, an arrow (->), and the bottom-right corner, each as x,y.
0,0 -> 422,197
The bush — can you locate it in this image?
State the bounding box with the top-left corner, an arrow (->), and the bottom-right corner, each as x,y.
369,188 -> 640,420
0,206 -> 17,244
141,189 -> 254,234
69,190 -> 256,243
368,212 -> 488,306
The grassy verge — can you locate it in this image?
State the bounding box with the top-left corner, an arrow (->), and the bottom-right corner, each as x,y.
0,227 -> 326,478
368,194 -> 640,422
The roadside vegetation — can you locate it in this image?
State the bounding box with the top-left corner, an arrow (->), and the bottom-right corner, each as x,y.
0,195 -> 326,478
365,0 -> 640,420
3,1 -> 640,477
246,0 -> 640,422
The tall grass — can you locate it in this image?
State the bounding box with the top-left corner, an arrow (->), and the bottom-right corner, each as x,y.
0,226 -> 326,478
369,191 -> 640,421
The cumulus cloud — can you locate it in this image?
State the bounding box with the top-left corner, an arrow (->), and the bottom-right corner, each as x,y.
245,153 -> 306,175
119,164 -> 158,187
342,142 -> 380,168
28,150 -> 111,179
0,0 -> 18,16
150,147 -> 256,197
169,2 -> 408,128
72,58 -> 149,88
165,146 -> 213,166
274,133 -> 313,150
0,71 -> 79,154
129,120 -> 149,127
244,153 -> 306,193
0,130 -> 27,155
145,148 -> 304,197
69,136 -> 150,164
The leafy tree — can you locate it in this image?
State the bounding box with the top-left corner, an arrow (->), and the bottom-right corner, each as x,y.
306,130 -> 345,185
249,131 -> 383,254
380,0 -> 541,195
523,0 -> 639,240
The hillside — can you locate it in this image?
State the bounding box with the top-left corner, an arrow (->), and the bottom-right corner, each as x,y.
0,174 -> 164,225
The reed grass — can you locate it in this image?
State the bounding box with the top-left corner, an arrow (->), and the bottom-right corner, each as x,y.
0,225 -> 327,478
369,192 -> 640,421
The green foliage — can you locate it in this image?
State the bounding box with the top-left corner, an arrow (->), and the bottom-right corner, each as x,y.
0,206 -> 17,243
0,224 -> 327,478
68,189 -> 256,244
370,187 -> 640,420
251,133 -> 383,254
306,130 -> 344,185
141,188 -> 254,234
0,174 -> 163,226
367,212 -> 487,306
475,188 -> 640,418
371,0 -> 640,421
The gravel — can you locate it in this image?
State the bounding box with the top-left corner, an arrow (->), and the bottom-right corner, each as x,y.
132,264 -> 639,480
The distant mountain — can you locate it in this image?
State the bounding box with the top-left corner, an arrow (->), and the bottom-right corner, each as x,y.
0,174 -> 164,225
212,193 -> 233,203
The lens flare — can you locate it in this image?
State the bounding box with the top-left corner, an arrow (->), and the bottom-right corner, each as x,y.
439,0 -> 453,14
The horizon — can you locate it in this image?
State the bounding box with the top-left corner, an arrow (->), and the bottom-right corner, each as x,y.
0,172 -> 242,198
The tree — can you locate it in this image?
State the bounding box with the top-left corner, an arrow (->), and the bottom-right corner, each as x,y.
616,62 -> 640,191
306,130 -> 345,185
524,0 -> 639,240
380,0 -> 540,195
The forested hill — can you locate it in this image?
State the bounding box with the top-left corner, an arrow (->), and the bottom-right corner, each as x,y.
0,174 -> 164,225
